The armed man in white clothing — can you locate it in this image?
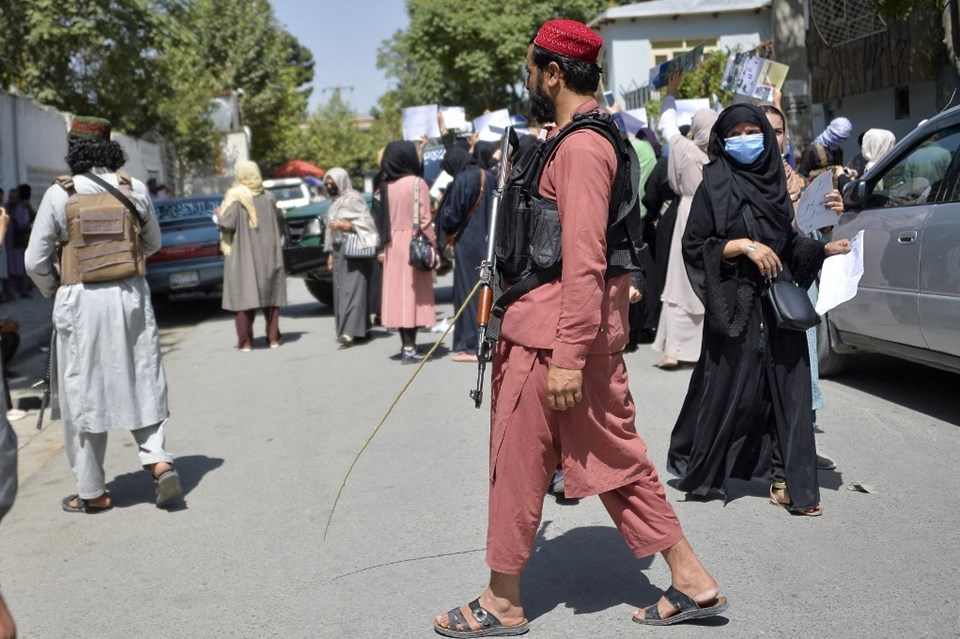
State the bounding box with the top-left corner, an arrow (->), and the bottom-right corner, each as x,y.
25,115 -> 182,514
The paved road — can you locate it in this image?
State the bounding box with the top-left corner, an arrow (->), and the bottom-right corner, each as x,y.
1,277 -> 958,638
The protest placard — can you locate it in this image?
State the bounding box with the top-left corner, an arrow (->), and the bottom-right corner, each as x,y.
473,109 -> 511,142
795,172 -> 840,234
649,44 -> 705,89
612,108 -> 648,135
675,99 -> 711,128
402,105 -> 441,141
439,106 -> 468,132
720,53 -> 789,102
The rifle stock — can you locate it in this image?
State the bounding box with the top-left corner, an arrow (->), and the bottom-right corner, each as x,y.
34,329 -> 55,430
471,126 -> 519,408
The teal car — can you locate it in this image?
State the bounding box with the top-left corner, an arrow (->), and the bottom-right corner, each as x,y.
282,193 -> 375,306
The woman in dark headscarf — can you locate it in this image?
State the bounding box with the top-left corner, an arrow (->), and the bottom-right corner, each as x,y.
666,104 -> 850,516
438,147 -> 494,361
472,140 -> 500,172
378,141 -> 437,363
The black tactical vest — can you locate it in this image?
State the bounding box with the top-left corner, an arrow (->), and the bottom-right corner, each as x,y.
492,111 -> 646,316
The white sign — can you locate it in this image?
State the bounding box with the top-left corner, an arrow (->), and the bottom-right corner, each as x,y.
439,106 -> 467,132
796,172 -> 840,234
675,99 -> 711,128
402,105 -> 441,141
816,230 -> 865,315
473,109 -> 511,142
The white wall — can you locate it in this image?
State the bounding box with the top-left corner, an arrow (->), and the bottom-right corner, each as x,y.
0,94 -> 70,206
113,133 -> 165,185
814,81 -> 939,162
598,10 -> 773,102
0,94 -> 166,208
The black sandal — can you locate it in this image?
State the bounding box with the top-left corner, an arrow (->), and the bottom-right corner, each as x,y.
633,586 -> 729,626
61,494 -> 112,514
434,598 -> 529,637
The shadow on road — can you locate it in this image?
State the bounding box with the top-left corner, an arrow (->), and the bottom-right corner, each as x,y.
522,521 -> 661,622
106,454 -> 225,510
283,301 -> 332,318
152,294 -> 224,328
825,352 -> 960,427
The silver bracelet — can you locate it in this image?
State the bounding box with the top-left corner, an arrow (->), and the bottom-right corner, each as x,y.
746,244 -> 757,254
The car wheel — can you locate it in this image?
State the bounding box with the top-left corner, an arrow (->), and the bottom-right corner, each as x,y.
816,314 -> 846,377
304,276 -> 333,307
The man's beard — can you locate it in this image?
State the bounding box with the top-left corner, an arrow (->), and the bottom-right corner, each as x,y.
529,74 -> 556,124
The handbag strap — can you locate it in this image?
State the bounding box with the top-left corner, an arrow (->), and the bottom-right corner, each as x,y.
412,177 -> 420,231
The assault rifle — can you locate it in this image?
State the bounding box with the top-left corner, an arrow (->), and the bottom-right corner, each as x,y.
471,126 -> 520,408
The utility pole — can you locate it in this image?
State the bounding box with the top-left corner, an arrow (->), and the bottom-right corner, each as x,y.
321,86 -> 355,102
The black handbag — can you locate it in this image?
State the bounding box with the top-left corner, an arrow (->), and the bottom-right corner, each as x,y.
741,208 -> 818,331
408,178 -> 436,271
764,277 -> 819,331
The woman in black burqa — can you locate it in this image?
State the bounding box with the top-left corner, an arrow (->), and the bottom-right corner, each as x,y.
667,104 -> 850,516
438,147 -> 494,361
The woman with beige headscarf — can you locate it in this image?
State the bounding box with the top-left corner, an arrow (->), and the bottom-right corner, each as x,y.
861,128 -> 897,172
653,75 -> 718,368
323,167 -> 378,346
216,161 -> 288,351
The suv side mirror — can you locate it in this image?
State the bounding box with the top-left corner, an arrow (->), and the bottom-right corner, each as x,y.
843,179 -> 867,210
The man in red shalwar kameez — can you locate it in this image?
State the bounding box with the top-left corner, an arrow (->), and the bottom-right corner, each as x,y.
434,20 -> 728,637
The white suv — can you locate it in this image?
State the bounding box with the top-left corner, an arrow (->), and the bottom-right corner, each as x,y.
262,177 -> 311,211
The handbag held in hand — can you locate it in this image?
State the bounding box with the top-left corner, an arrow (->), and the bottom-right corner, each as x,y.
408,178 -> 436,271
764,277 -> 819,331
343,233 -> 377,259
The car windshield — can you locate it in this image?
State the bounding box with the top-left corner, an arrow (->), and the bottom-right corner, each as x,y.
155,199 -> 218,223
266,186 -> 305,201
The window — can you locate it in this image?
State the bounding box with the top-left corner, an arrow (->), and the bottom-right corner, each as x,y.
650,37 -> 719,69
865,125 -> 960,208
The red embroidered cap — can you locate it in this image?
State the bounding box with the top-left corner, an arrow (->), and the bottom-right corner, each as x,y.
69,116 -> 112,141
533,19 -> 603,64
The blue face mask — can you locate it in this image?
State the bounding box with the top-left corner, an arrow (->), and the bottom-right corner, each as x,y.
724,133 -> 765,165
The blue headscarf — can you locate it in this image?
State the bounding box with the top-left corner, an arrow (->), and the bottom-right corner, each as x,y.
814,117 -> 853,151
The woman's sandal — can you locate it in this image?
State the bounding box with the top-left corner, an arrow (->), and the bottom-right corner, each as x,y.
61,494 -> 113,514
633,586 -> 729,626
770,482 -> 823,517
434,598 -> 529,638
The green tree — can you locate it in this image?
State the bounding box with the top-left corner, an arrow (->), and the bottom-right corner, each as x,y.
643,50 -> 732,124
298,92 -> 383,181
177,0 -> 311,166
0,0 -> 312,169
0,0 -> 180,135
376,0 -> 635,120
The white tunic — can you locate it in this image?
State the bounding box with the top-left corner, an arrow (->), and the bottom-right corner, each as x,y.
24,168 -> 169,433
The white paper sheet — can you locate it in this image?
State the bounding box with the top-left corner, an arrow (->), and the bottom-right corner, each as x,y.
815,230 -> 865,315
796,172 -> 840,234
473,109 -> 511,142
439,106 -> 467,131
674,98 -> 710,128
402,105 -> 441,141
430,171 -> 453,198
